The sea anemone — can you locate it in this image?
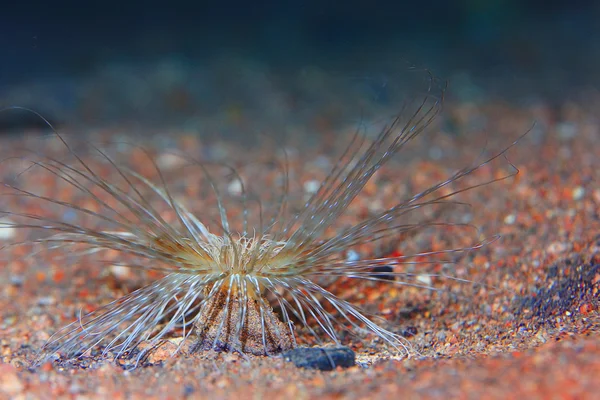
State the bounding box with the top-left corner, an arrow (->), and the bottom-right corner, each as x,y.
0,71 -> 523,368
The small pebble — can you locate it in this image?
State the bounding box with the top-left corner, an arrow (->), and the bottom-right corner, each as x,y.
346,249 -> 360,262
416,274 -> 433,286
156,152 -> 185,170
0,218 -> 16,240
110,265 -> 131,279
367,199 -> 384,213
402,326 -> 418,337
9,275 -> 24,286
227,180 -> 243,196
504,214 -> 516,225
283,347 -> 355,371
371,265 -> 395,281
37,296 -> 56,306
303,179 -> 320,194
572,186 -> 585,201
547,241 -> 569,254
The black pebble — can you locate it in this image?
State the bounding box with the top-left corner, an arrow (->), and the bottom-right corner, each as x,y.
283,347 -> 355,371
402,326 -> 418,337
371,265 -> 395,281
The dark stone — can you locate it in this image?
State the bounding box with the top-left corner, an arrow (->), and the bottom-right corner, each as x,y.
402,326 -> 418,337
371,265 -> 395,281
282,346 -> 355,371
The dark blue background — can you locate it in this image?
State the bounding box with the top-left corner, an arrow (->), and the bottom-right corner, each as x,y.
2,0 -> 597,91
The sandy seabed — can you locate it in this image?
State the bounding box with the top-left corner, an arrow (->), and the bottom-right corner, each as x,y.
0,93 -> 598,399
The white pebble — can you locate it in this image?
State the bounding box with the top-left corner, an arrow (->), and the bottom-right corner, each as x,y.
416,274 -> 432,286
346,250 -> 360,262
156,152 -> 185,170
227,180 -> 243,196
572,186 -> 585,201
504,214 -> 516,225
0,218 -> 16,240
367,199 -> 383,213
109,265 -> 131,279
303,180 -> 320,194
547,241 -> 569,254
